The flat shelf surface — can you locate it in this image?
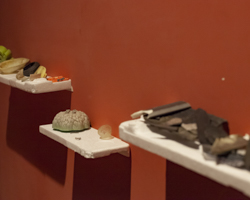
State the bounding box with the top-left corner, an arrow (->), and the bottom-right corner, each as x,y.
0,74 -> 72,93
119,118 -> 250,198
40,124 -> 130,159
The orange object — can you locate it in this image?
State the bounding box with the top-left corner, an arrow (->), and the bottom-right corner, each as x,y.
47,76 -> 69,82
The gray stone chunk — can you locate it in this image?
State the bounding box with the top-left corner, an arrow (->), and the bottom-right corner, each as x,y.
166,117 -> 182,126
217,153 -> 245,168
144,117 -> 178,131
177,127 -> 197,141
204,125 -> 228,145
202,144 -> 217,161
181,123 -> 197,131
146,125 -> 199,149
194,108 -> 211,144
147,101 -> 191,119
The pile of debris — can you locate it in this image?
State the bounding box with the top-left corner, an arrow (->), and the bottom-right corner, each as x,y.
131,101 -> 250,169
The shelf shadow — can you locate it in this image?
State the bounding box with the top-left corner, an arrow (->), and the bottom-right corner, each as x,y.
73,153 -> 131,200
166,160 -> 250,200
6,88 -> 72,185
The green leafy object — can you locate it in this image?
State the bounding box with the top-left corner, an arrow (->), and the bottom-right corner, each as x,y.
0,46 -> 12,63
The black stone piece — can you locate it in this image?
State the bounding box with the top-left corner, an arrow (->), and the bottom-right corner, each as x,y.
202,144 -> 217,161
245,140 -> 250,170
202,144 -> 212,154
146,125 -> 199,149
217,152 -> 245,168
23,62 -> 40,76
170,108 -> 196,124
166,118 -> 182,126
147,101 -> 191,119
204,125 -> 228,145
177,127 -> 197,141
144,117 -> 178,131
209,113 -> 230,134
194,108 -> 211,144
208,114 -> 227,127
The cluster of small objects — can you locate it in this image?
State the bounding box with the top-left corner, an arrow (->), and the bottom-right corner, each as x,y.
0,45 -> 70,82
139,101 -> 250,170
52,109 -> 90,132
16,62 -> 47,82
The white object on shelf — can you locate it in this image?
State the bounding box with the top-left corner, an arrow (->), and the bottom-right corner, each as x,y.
39,124 -> 130,159
119,118 -> 250,198
0,74 -> 73,93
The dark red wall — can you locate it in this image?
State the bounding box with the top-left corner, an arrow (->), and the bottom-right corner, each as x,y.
1,0 -> 250,199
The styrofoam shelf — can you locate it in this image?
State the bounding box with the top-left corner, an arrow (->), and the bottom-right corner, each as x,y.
119,118 -> 250,198
0,74 -> 73,93
40,124 -> 130,159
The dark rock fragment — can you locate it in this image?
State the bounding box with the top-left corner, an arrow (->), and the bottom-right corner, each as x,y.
147,101 -> 191,119
166,117 -> 182,126
217,153 -> 245,168
177,127 -> 197,141
144,117 -> 178,131
245,140 -> 250,170
204,125 -> 228,145
194,109 -> 211,144
202,144 -> 217,161
146,125 -> 199,149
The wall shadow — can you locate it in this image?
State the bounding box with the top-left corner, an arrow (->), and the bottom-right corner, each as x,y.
6,88 -> 71,185
73,153 -> 131,200
166,160 -> 250,200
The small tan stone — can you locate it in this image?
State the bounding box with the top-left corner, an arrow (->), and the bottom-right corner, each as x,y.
98,125 -> 114,140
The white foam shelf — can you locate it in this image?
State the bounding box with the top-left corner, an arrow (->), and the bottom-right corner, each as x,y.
119,118 -> 250,198
0,74 -> 72,93
40,124 -> 130,159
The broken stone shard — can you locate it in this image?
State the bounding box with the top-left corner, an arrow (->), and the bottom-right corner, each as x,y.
245,140 -> 250,170
148,101 -> 191,119
30,73 -> 42,81
166,118 -> 182,126
146,125 -> 199,149
194,109 -> 211,144
204,125 -> 228,145
131,101 -> 191,119
177,127 -> 197,141
193,108 -> 229,145
217,153 -> 245,168
211,135 -> 248,155
16,69 -> 24,80
144,116 -> 179,131
181,123 -> 197,131
202,144 -> 217,161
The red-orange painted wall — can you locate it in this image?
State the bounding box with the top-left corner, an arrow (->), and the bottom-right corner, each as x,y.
1,0 -> 250,199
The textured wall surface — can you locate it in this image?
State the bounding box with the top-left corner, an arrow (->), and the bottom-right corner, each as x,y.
1,0 -> 250,199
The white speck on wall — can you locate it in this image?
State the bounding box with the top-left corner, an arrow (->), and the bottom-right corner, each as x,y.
222,77 -> 225,81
